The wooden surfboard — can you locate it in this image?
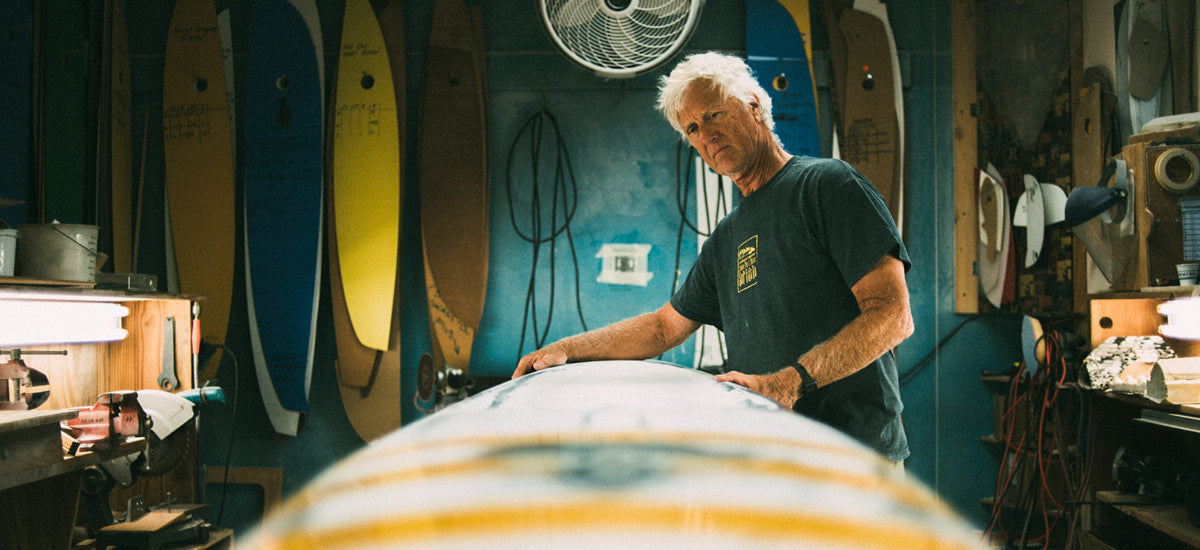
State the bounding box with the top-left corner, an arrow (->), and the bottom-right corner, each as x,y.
829,1 -> 905,234
245,0 -> 324,436
163,0 -> 235,378
419,0 -> 489,386
241,361 -> 982,549
333,0 -> 405,443
110,0 -> 133,274
332,0 -> 401,356
745,0 -> 820,158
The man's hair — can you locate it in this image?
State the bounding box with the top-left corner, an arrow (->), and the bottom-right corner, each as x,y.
656,51 -> 775,139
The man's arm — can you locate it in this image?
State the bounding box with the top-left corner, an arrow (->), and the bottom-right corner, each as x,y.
513,302 -> 701,378
716,254 -> 913,407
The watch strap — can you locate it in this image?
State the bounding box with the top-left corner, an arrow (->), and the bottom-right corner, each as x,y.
793,362 -> 818,402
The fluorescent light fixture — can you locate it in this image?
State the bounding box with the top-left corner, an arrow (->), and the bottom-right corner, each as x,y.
0,299 -> 129,346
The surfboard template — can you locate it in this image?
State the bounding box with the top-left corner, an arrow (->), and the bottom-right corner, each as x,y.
162,0 -> 235,378
332,0 -> 401,355
745,0 -> 820,158
332,0 -> 406,443
828,0 -> 905,233
419,0 -> 489,384
245,0 -> 324,436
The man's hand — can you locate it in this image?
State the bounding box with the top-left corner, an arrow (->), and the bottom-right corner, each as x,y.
513,345 -> 569,379
715,367 -> 802,409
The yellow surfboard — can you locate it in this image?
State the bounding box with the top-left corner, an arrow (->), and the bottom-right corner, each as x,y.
419,0 -> 489,387
332,0 -> 400,354
333,0 -> 405,442
163,0 -> 235,376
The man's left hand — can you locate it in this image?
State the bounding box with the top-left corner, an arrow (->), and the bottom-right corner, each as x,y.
715,367 -> 801,409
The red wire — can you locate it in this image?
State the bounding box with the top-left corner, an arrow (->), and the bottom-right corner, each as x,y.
985,365 -> 1034,542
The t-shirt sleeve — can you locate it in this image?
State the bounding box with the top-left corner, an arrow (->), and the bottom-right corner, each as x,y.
806,160 -> 910,288
670,235 -> 723,330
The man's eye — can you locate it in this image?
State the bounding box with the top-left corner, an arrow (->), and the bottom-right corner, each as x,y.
685,124 -> 698,134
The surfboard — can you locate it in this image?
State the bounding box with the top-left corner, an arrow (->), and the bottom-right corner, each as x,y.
240,361 -> 982,549
110,0 -> 133,274
829,1 -> 905,234
245,0 -> 324,436
218,7 -> 237,170
43,4 -> 87,224
419,0 -> 489,390
745,0 -> 820,158
333,0 -> 405,443
163,0 -> 235,379
0,2 -> 32,227
1125,0 -> 1171,136
332,0 -> 400,356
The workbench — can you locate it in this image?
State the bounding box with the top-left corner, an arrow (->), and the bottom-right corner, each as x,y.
0,409 -> 145,550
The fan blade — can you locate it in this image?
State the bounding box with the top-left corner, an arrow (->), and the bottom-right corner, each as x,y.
638,0 -> 688,17
553,0 -> 600,29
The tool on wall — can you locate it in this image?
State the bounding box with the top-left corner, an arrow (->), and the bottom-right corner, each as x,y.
0,348 -> 64,410
158,316 -> 179,390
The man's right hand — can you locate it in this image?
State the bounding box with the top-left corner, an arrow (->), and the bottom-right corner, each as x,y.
513,345 -> 569,378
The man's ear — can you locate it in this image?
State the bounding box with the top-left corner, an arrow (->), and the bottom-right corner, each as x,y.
747,94 -> 762,116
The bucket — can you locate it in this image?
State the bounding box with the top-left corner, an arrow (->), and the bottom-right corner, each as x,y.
0,229 -> 16,276
16,223 -> 100,282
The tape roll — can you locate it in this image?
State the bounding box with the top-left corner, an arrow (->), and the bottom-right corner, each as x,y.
1154,147 -> 1200,193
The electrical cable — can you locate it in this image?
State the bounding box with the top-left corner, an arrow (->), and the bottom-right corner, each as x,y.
899,313 -> 1023,386
211,343 -> 239,527
668,141 -> 730,367
505,108 -> 587,358
983,321 -> 1088,548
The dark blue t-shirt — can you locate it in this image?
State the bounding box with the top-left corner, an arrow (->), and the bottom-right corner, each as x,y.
670,156 -> 911,461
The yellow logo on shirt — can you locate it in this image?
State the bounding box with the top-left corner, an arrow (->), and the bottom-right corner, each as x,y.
737,235 -> 758,293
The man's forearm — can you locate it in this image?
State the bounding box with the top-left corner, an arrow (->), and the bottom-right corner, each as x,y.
799,294 -> 913,387
551,311 -> 678,362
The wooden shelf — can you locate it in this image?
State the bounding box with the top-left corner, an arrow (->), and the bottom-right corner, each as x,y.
1096,491 -> 1200,548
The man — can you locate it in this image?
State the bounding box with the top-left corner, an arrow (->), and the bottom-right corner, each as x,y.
512,52 -> 914,463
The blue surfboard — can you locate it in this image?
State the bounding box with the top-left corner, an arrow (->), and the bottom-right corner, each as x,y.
745,0 -> 820,158
0,2 -> 31,227
245,0 -> 324,434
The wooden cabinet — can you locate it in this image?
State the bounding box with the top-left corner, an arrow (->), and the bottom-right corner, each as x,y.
0,286 -> 201,549
1084,292 -> 1200,549
1085,393 -> 1200,549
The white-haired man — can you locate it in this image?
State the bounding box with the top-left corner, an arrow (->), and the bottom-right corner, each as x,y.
513,51 -> 913,464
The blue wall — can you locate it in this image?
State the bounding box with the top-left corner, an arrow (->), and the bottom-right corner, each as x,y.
17,0 -> 1029,534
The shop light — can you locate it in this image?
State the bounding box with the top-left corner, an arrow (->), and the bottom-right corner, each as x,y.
0,299 -> 129,347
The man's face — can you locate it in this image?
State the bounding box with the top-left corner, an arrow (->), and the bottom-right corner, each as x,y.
675,83 -> 766,181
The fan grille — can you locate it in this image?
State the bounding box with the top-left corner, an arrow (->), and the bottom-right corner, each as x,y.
542,0 -> 704,78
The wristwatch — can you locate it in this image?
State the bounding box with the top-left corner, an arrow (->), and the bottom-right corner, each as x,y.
793,362 -> 818,401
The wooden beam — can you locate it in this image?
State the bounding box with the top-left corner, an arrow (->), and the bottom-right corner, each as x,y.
952,0 -> 979,313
